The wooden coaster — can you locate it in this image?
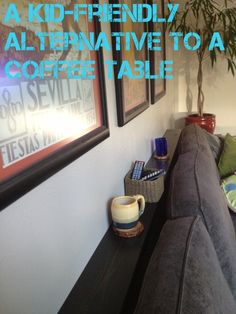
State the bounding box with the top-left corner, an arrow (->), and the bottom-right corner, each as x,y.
113,222 -> 144,238
154,154 -> 169,160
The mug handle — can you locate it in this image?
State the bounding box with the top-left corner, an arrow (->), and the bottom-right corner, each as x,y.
133,195 -> 145,217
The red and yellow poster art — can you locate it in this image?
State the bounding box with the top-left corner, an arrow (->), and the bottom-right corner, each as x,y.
0,0 -> 108,207
0,0 -> 109,207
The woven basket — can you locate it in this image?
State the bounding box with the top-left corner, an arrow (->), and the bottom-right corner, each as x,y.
124,168 -> 164,203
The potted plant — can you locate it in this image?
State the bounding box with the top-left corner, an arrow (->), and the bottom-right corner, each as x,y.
168,0 -> 236,133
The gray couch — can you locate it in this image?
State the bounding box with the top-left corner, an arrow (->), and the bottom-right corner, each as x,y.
135,125 -> 236,314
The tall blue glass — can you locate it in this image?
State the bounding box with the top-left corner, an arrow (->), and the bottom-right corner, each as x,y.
155,137 -> 168,158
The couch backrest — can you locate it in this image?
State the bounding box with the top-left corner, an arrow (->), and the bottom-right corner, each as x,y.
167,124 -> 236,299
135,216 -> 236,314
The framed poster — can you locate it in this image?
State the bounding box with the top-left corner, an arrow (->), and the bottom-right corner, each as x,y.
109,0 -> 149,127
0,0 -> 109,210
149,0 -> 166,104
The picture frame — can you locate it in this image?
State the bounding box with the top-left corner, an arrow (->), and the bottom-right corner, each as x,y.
0,0 -> 109,210
149,0 -> 166,104
109,0 -> 149,127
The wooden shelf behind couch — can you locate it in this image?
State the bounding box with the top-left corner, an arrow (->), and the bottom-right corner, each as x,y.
58,129 -> 181,314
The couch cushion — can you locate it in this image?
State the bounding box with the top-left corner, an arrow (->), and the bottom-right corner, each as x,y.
178,124 -> 211,154
221,174 -> 236,213
230,212 -> 236,233
135,216 -> 236,314
178,124 -> 222,161
204,129 -> 223,161
218,133 -> 236,178
167,126 -> 236,298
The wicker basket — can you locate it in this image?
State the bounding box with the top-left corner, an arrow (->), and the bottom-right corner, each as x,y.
124,168 -> 164,203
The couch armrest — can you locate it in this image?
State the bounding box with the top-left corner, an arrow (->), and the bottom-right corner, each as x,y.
135,216 -> 236,314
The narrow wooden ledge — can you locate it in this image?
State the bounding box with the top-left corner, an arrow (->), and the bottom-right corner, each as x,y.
59,129 -> 181,314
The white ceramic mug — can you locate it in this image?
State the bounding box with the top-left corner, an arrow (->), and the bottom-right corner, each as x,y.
111,195 -> 145,229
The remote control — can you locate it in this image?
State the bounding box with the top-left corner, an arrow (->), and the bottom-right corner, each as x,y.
141,169 -> 165,181
131,160 -> 145,180
148,171 -> 166,181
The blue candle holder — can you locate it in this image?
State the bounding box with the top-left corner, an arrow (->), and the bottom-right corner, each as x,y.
155,137 -> 168,159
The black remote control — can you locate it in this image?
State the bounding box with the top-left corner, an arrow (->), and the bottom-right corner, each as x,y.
141,169 -> 165,181
131,160 -> 145,180
148,171 -> 166,181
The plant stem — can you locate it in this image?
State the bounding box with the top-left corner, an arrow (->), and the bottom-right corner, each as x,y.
197,54 -> 204,117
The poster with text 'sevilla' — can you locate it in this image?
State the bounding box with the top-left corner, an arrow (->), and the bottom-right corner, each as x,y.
0,0 -> 109,209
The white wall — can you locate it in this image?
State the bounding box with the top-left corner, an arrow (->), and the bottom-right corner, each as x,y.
0,27 -> 176,314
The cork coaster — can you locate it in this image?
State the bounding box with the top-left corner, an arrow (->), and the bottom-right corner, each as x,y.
154,154 -> 169,160
113,222 -> 144,238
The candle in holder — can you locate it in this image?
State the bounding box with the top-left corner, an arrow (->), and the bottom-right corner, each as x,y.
155,137 -> 168,159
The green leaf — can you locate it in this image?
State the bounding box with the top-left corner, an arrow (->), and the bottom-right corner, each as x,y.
167,0 -> 236,77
